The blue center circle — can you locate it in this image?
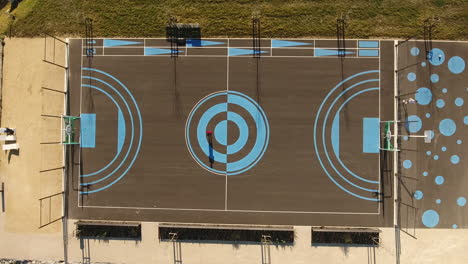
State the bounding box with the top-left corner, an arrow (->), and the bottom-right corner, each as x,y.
185,90 -> 270,176
214,120 -> 228,145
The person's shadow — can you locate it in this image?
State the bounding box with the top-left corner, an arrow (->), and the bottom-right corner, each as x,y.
207,132 -> 214,168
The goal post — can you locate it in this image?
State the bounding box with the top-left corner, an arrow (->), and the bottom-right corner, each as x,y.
62,115 -> 80,145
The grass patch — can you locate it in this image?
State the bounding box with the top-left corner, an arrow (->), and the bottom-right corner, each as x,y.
0,0 -> 38,38
3,0 -> 468,39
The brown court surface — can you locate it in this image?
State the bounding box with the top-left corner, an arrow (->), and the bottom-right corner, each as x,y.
66,38 -> 465,228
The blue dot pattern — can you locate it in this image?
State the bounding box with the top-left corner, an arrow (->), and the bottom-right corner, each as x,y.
428,48 -> 445,66
448,56 -> 465,74
455,97 -> 464,107
422,210 -> 439,228
406,115 -> 422,133
403,160 -> 412,169
415,87 -> 432,105
414,190 -> 424,200
450,155 -> 460,164
439,119 -> 456,136
436,99 -> 445,108
457,197 -> 466,207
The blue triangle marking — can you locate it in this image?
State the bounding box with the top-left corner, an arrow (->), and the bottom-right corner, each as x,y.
186,39 -> 225,47
315,48 -> 354,57
144,48 -> 184,56
228,48 -> 267,56
104,39 -> 142,47
272,39 -> 309,48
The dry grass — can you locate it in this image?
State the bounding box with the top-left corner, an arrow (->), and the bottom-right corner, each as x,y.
2,0 -> 468,39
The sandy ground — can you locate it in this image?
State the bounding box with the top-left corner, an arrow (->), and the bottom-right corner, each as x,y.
0,37 -> 66,237
0,38 -> 467,263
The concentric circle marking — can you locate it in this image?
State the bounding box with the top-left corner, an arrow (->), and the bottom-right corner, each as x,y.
313,70 -> 381,201
214,120 -> 228,145
186,90 -> 269,176
79,68 -> 144,195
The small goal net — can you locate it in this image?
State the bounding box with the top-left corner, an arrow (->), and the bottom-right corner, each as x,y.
62,115 -> 80,145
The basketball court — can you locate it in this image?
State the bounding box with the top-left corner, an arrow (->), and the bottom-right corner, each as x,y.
64,37 -> 466,229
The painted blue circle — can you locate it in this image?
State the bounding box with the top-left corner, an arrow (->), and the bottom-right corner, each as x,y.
435,176 -> 444,185
450,155 -> 460,164
403,136 -> 409,141
226,112 -> 249,155
407,72 -> 416,82
422,210 -> 439,228
427,130 -> 435,140
453,224 -> 458,229
436,199 -> 441,204
403,160 -> 412,169
423,171 -> 428,176
428,48 -> 445,66
78,68 -> 144,195
436,99 -> 445,108
415,87 -> 432,105
455,97 -> 464,107
457,139 -> 462,144
426,150 -> 432,156
406,115 -> 422,133
214,120 -> 228,145
439,118 -> 456,136
441,146 -> 447,152
426,113 -> 431,118
433,155 -> 439,160
410,47 -> 420,56
186,90 -> 270,176
457,197 -> 466,206
414,190 -> 423,200
421,62 -> 427,67
430,74 -> 439,83
465,116 -> 468,125
448,56 -> 465,74
442,88 -> 447,93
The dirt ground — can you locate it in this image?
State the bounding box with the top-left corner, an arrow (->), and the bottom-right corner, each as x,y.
0,37 -> 66,235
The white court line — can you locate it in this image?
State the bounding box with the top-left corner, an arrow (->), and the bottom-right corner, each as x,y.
62,38 -> 70,217
393,40 -> 399,228
67,37 -> 468,43
81,46 -> 376,50
81,55 -> 379,59
78,41 -> 84,206
73,38 -> 381,213
225,39 -> 230,211
378,40 -> 381,215
77,204 -> 379,215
